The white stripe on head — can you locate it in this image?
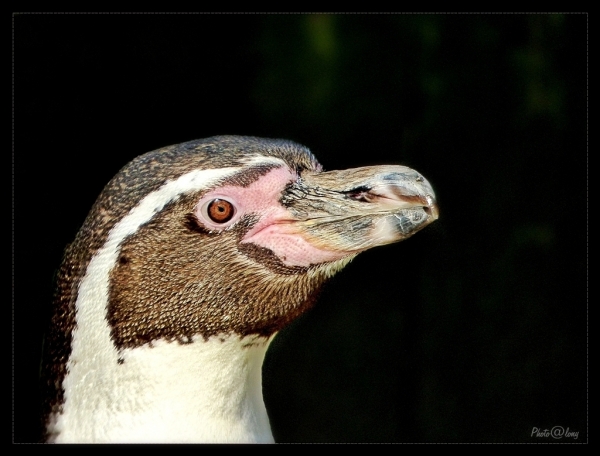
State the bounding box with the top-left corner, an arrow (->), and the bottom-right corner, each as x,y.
242,155 -> 288,167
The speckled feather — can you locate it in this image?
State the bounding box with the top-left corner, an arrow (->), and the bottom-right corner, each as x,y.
40,136 -> 321,440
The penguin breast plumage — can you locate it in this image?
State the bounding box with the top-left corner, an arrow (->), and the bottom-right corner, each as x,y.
41,135 -> 438,443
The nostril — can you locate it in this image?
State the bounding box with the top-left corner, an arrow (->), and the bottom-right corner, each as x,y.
423,206 -> 431,215
344,186 -> 372,202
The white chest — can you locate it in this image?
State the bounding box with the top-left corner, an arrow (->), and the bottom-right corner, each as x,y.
51,334 -> 274,443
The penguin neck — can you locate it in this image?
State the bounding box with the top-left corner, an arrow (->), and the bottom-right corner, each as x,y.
52,333 -> 275,443
44,163 -> 282,443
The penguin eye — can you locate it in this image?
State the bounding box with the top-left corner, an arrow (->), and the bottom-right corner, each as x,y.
195,195 -> 241,230
205,198 -> 236,223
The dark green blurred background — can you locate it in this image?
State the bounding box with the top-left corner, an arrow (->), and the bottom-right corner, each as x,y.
15,13 -> 587,443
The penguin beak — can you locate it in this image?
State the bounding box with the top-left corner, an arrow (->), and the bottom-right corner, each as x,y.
281,164 -> 439,254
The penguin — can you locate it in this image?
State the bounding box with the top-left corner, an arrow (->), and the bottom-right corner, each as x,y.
41,135 -> 438,443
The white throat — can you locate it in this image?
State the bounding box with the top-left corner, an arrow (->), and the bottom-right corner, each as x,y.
52,334 -> 274,443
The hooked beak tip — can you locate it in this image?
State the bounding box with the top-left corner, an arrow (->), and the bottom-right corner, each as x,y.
424,194 -> 439,221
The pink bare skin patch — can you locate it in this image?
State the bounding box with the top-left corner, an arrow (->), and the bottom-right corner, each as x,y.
194,167 -> 352,268
243,220 -> 352,268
